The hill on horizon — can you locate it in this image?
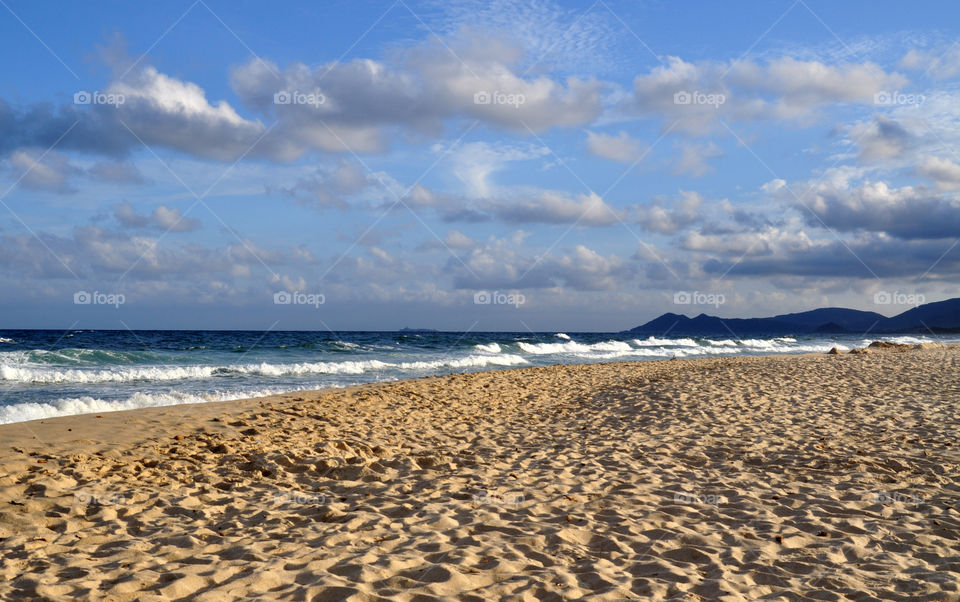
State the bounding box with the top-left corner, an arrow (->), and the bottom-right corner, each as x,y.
627,298 -> 960,336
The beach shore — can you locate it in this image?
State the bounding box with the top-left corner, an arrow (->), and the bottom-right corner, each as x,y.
1,347 -> 958,600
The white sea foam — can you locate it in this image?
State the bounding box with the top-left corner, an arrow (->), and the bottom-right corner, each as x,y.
332,340 -> 361,348
0,388 -> 293,425
555,333 -> 571,340
517,340 -> 633,355
871,335 -> 932,345
632,337 -> 699,347
474,342 -> 502,353
398,354 -> 527,370
0,354 -> 529,384
0,337 -> 14,344
0,364 -> 219,384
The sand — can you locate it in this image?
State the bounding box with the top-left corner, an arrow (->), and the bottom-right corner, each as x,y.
1,346 -> 959,600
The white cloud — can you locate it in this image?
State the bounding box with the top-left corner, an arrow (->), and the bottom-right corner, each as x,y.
107,65 -> 276,161
229,31 -> 604,157
629,190 -> 703,234
113,202 -> 200,232
87,161 -> 145,184
482,191 -> 618,226
444,229 -> 476,249
761,179 -> 787,194
151,206 -> 200,232
918,156 -> 960,190
846,116 -> 914,161
9,150 -> 78,193
451,238 -> 633,291
682,227 -> 813,256
801,177 -> 960,240
273,160 -> 374,209
673,141 -> 722,177
444,141 -> 550,198
425,0 -> 623,74
628,56 -> 908,133
899,47 -> 960,79
585,130 -> 648,162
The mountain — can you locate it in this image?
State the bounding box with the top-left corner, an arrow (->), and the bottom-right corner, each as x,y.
881,298 -> 960,332
626,298 -> 960,335
769,308 -> 886,332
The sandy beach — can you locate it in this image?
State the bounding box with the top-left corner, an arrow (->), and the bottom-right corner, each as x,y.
1,346 -> 958,600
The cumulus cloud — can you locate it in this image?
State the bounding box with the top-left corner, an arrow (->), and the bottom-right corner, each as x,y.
803,179 -> 960,239
705,233 -> 960,280
585,130 -> 648,162
8,150 -> 79,193
450,239 -> 633,291
395,181 -> 710,232
444,141 -> 550,198
7,149 -> 145,193
107,65 -> 279,161
87,161 -> 146,184
444,229 -> 476,249
682,227 -> 813,256
1,29 -> 600,165
0,67 -> 282,163
673,141 -> 722,177
480,191 -> 618,226
899,47 -> 960,80
113,202 -> 201,232
0,225 -> 305,281
414,228 -> 476,252
229,32 -> 603,156
628,56 -> 908,133
272,160 -> 373,209
846,116 -> 915,161
151,206 -> 201,232
629,190 -> 703,234
730,57 -> 906,119
917,156 -> 960,190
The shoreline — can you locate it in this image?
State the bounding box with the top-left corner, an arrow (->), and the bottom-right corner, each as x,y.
0,348 -> 841,434
2,347 -> 958,599
0,343 -> 888,430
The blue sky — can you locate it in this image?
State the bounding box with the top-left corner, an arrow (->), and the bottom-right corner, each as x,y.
1,0 -> 959,331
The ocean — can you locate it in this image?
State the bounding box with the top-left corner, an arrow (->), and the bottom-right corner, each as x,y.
0,329 -> 954,424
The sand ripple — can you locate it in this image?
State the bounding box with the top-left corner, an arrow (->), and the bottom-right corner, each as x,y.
1,348 -> 959,600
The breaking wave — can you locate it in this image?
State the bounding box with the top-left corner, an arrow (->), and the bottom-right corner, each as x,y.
0,388 -> 292,425
0,354 -> 529,384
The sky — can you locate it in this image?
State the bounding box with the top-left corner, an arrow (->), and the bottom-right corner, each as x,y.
1,0 -> 959,332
